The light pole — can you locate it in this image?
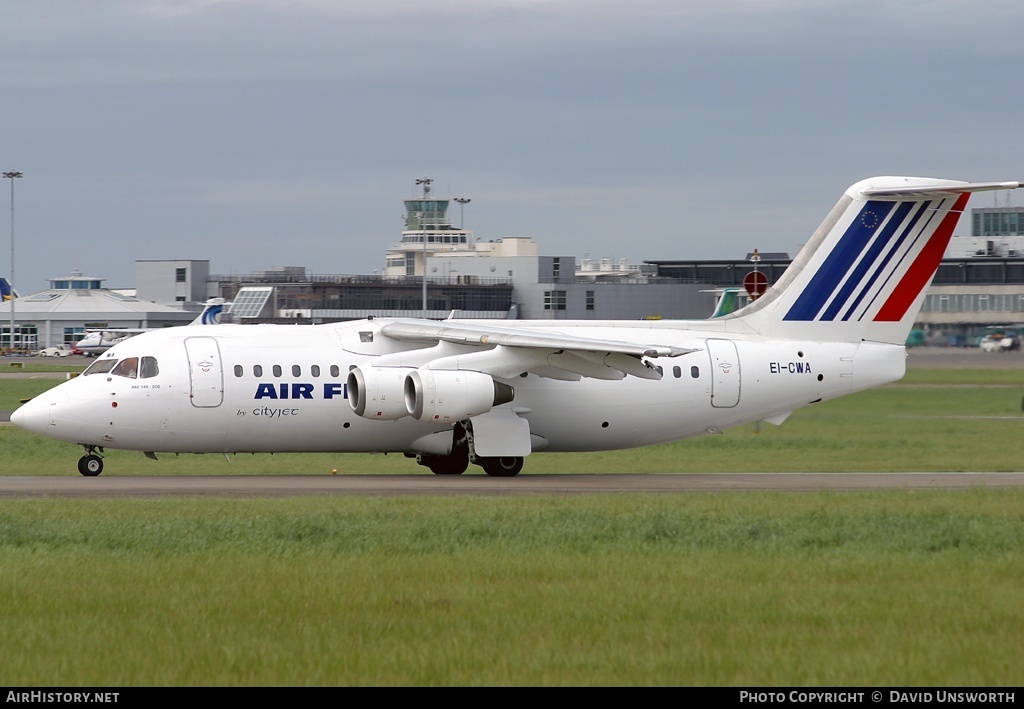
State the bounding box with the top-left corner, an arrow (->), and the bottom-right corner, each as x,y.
3,171 -> 21,352
454,196 -> 470,228
415,177 -> 432,318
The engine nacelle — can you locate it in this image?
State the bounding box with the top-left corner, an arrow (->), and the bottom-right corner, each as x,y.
347,365 -> 414,420
404,369 -> 515,423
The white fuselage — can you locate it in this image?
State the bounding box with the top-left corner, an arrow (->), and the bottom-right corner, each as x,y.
13,318 -> 905,457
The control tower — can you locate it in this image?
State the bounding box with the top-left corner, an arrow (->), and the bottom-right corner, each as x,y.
385,178 -> 474,277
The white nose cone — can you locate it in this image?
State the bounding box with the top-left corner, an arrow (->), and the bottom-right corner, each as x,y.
10,391 -> 57,434
11,402 -> 35,431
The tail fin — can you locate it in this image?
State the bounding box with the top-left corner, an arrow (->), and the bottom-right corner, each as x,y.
729,177 -> 1022,344
0,277 -> 17,302
191,298 -> 229,325
703,287 -> 745,318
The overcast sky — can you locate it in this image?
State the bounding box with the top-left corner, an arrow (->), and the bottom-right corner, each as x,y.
2,0 -> 1023,294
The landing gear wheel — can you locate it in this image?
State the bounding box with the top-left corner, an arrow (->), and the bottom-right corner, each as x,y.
421,455 -> 469,475
78,454 -> 104,477
478,456 -> 524,477
416,421 -> 471,475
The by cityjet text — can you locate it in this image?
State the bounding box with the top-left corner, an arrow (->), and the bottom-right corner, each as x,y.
739,691 -> 1015,703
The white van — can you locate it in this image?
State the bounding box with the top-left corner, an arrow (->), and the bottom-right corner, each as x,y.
36,344 -> 74,357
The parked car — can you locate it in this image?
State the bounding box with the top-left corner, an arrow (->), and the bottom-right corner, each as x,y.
978,328 -> 1021,353
36,344 -> 74,357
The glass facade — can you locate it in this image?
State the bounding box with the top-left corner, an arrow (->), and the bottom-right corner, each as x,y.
543,290 -> 567,310
973,208 -> 1024,237
921,293 -> 1024,313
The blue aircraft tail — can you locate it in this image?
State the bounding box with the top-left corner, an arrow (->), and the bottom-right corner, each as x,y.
0,278 -> 18,301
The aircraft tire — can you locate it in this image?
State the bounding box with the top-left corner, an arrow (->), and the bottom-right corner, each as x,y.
478,456 -> 524,477
428,457 -> 468,475
78,454 -> 103,477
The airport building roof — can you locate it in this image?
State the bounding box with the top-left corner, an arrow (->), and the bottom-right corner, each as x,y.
0,271 -> 194,320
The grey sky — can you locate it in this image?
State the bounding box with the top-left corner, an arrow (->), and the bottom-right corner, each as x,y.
3,0 -> 1023,294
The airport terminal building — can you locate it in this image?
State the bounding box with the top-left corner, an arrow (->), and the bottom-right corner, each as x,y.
5,199 -> 1024,350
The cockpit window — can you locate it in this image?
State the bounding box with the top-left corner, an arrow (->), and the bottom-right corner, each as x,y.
84,356 -> 158,378
83,359 -> 117,376
140,356 -> 159,379
111,357 -> 139,379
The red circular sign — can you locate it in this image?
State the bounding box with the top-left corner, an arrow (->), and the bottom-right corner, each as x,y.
743,270 -> 769,297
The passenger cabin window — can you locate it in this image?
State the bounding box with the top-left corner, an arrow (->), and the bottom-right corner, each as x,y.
292,365 -> 301,377
330,365 -> 340,377
273,365 -> 282,377
111,357 -> 138,379
253,365 -> 263,377
311,365 -> 320,377
234,365 -> 243,378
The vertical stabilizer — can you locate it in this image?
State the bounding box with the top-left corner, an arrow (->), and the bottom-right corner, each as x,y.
0,277 -> 17,301
192,298 -> 229,325
727,177 -> 1022,344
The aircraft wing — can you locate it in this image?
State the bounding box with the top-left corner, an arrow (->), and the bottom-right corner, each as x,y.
376,319 -> 697,382
83,328 -> 151,334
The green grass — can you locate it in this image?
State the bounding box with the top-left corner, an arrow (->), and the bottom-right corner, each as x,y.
1,492 -> 1022,686
0,377 -> 75,411
0,361 -> 86,373
898,367 -> 1024,386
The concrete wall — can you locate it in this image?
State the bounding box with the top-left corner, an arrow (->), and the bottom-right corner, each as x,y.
135,260 -> 210,304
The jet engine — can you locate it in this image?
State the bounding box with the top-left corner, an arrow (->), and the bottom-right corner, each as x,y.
404,369 -> 514,423
347,365 -> 414,420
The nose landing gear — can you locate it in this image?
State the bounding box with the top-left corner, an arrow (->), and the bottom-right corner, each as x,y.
77,446 -> 105,476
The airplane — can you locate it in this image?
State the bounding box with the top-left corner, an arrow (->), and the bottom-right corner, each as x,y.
74,298 -> 229,356
11,176 -> 1023,477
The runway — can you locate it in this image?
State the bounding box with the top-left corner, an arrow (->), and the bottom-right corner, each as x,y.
2,472 -> 1024,497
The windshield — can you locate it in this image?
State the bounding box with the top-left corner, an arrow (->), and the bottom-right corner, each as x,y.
83,356 -> 160,379
83,359 -> 117,376
111,358 -> 138,379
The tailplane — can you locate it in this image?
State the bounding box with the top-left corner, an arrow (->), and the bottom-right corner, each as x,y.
728,177 -> 1022,344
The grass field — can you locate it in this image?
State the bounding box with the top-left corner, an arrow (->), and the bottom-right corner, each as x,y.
2,491 -> 1023,686
1,366 -> 1023,685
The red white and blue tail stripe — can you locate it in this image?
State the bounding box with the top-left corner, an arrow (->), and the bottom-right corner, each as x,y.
734,177 -> 1022,344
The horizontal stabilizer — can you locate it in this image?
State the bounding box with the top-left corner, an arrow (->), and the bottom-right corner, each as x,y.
861,180 -> 1022,198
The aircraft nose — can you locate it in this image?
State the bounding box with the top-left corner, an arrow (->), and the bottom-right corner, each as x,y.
11,390 -> 61,434
10,402 -> 36,431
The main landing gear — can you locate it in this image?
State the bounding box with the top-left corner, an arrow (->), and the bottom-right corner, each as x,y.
414,421 -> 526,477
477,456 -> 525,477
77,446 -> 104,476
